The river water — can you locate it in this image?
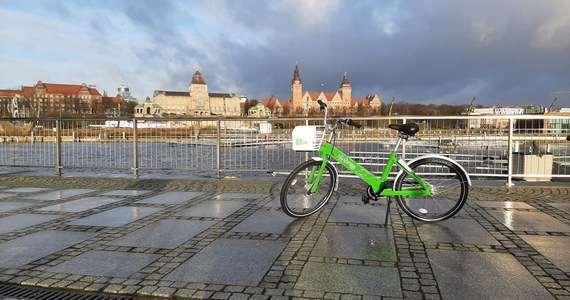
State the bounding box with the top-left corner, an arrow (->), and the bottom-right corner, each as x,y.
0,140 -> 568,180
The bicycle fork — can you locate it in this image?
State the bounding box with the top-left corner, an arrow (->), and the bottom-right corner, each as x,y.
305,158 -> 331,194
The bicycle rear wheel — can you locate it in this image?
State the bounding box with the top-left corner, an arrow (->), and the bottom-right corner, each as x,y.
394,157 -> 468,222
280,160 -> 336,217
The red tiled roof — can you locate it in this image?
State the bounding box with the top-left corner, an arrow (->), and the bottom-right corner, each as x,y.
103,95 -> 123,104
90,88 -> 102,96
40,83 -> 82,94
262,95 -> 278,107
0,89 -> 19,97
307,92 -> 321,101
22,86 -> 34,97
322,92 -> 336,101
351,99 -> 369,106
28,81 -> 102,97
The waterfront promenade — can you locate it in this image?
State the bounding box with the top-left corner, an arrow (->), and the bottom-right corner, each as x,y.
0,175 -> 569,299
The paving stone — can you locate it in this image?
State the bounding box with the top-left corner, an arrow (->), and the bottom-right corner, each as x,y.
173,200 -> 249,218
165,238 -> 285,285
416,218 -> 500,245
0,230 -> 97,268
23,189 -> 96,201
0,214 -> 61,234
520,235 -> 570,273
0,177 -> 568,300
100,189 -> 151,196
47,250 -> 160,277
295,262 -> 401,297
216,193 -> 262,200
68,206 -> 162,227
428,249 -> 554,300
488,210 -> 570,232
3,187 -> 51,193
110,219 -> 216,249
231,210 -> 302,234
547,202 -> 570,213
0,193 -> 14,199
0,201 -> 36,213
263,197 -> 281,208
136,191 -> 204,204
38,197 -> 121,212
328,203 -> 387,224
475,201 -> 536,209
312,225 -> 396,261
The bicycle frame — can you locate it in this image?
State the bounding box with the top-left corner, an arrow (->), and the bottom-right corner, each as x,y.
309,139 -> 432,198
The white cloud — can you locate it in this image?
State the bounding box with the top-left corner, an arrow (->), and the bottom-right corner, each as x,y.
281,0 -> 341,31
1,0 -> 569,106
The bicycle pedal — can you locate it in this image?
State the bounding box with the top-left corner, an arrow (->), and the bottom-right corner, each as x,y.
361,195 -> 370,205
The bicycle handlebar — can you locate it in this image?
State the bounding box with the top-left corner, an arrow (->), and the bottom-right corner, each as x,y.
317,99 -> 361,129
341,118 -> 362,129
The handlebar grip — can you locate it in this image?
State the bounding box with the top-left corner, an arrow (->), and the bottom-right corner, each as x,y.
317,100 -> 327,109
346,119 -> 362,129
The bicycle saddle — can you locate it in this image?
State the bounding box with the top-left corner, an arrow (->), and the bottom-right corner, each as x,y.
388,123 -> 420,136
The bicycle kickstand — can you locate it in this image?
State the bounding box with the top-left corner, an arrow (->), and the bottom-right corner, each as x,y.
384,197 -> 392,226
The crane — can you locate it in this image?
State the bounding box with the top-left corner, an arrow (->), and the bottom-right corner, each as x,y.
550,91 -> 570,113
547,97 -> 557,113
466,97 -> 476,134
467,96 -> 476,115
388,96 -> 396,116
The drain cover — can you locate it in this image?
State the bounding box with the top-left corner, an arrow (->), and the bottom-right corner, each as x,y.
0,284 -> 160,300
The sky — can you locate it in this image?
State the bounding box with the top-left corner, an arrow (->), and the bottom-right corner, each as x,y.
1,0 -> 569,108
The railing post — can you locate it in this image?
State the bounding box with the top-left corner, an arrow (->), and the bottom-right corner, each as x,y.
506,117 -> 515,187
402,118 -> 407,160
216,119 -> 221,178
133,118 -> 139,178
305,119 -> 309,162
55,119 -> 62,176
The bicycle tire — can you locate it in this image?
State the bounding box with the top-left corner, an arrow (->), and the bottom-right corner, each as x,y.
394,157 -> 469,222
280,160 -> 336,217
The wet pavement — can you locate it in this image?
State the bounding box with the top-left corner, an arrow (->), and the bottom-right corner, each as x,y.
0,175 -> 568,299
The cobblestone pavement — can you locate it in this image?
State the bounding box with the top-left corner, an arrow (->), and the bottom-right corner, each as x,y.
0,175 -> 569,299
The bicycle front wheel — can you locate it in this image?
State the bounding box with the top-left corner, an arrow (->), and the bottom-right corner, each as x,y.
280,160 -> 336,217
394,158 -> 469,222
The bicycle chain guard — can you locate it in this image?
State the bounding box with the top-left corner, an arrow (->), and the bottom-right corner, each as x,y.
362,181 -> 393,205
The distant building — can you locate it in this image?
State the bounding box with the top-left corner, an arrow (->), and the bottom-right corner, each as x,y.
248,102 -> 272,117
0,89 -> 20,117
469,106 -> 524,129
134,97 -> 162,117
153,70 -> 241,117
101,81 -> 139,117
0,81 -> 102,117
117,81 -> 136,102
472,106 -> 525,115
286,64 -> 382,115
261,95 -> 284,116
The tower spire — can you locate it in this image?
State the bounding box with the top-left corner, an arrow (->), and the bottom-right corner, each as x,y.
340,71 -> 350,87
292,64 -> 302,84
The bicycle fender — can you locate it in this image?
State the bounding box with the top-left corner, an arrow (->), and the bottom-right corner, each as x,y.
311,157 -> 340,191
396,155 -> 472,186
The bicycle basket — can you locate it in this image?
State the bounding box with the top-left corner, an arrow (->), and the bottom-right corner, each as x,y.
292,125 -> 325,151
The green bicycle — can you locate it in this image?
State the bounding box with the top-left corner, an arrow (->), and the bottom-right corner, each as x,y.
280,100 -> 471,222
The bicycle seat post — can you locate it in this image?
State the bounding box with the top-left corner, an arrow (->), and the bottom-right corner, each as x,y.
393,134 -> 407,152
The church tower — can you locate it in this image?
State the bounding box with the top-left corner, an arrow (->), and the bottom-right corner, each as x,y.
340,71 -> 352,107
291,64 -> 303,110
188,70 -> 210,115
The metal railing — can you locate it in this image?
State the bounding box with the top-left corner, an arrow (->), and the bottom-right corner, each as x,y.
0,115 -> 568,185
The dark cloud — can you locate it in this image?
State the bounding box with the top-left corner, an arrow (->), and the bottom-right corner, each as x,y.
180,0 -> 570,107
2,0 -> 569,108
